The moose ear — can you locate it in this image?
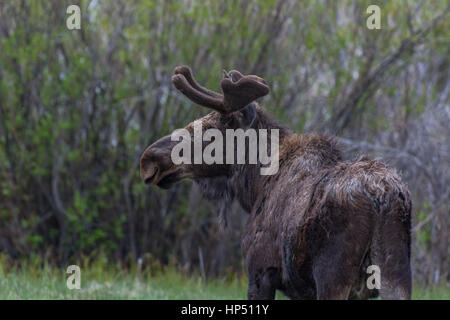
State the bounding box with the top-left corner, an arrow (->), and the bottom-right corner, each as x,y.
240,103 -> 257,129
220,73 -> 269,112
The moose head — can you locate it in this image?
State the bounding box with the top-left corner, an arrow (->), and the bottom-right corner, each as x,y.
139,66 -> 272,190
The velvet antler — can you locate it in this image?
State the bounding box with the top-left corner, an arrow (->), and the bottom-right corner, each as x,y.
172,65 -> 269,114
174,66 -> 222,99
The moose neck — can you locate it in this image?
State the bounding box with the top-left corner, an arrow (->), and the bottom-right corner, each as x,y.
225,105 -> 343,213
229,105 -> 291,212
194,105 -> 292,215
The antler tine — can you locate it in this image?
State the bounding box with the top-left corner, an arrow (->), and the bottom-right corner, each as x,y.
220,72 -> 270,112
174,66 -> 223,99
172,73 -> 226,113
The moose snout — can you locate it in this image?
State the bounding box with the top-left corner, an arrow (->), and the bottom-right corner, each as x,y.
140,135 -> 177,185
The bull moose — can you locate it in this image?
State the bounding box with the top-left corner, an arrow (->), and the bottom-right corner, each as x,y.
140,66 -> 412,300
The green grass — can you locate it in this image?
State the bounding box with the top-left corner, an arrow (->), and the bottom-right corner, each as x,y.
0,262 -> 448,299
0,263 -> 249,299
411,285 -> 450,300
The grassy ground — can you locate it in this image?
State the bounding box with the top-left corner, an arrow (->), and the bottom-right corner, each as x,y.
0,267 -> 248,300
0,264 -> 448,300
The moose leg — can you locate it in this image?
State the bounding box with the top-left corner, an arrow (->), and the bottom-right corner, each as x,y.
371,217 -> 412,299
311,219 -> 371,300
312,251 -> 357,300
247,267 -> 280,300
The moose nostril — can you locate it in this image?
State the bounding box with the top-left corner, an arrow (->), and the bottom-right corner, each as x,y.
144,167 -> 158,185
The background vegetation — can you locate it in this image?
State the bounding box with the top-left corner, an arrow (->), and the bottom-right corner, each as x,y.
0,0 -> 448,296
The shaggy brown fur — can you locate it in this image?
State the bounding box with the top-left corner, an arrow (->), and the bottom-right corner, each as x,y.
140,66 -> 412,300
